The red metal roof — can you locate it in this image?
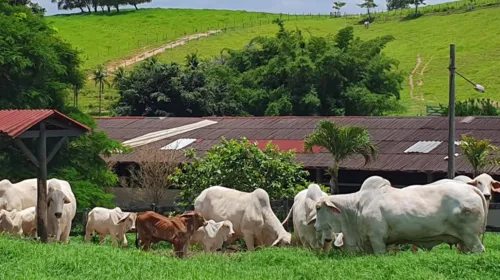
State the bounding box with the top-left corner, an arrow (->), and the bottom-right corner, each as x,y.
97,116 -> 500,175
0,110 -> 91,138
250,140 -> 323,153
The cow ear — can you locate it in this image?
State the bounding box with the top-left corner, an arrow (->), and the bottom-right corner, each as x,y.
307,216 -> 317,226
334,233 -> 344,248
205,220 -> 223,238
63,196 -> 71,204
324,200 -> 341,214
118,213 -> 131,224
467,180 -> 478,187
492,180 -> 500,193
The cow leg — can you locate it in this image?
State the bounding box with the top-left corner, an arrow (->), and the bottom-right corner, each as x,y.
84,228 -> 93,244
140,238 -> 151,251
369,236 -> 387,255
243,232 -> 255,251
173,241 -> 184,258
182,242 -> 188,257
59,223 -> 71,244
99,234 -> 106,245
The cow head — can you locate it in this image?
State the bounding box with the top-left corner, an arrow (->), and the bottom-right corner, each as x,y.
271,232 -> 292,247
203,220 -> 235,241
47,187 -> 71,219
307,197 -> 342,248
118,212 -> 137,232
181,211 -> 207,231
467,173 -> 500,201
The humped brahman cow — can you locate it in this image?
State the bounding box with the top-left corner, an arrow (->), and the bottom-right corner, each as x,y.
308,176 -> 487,255
194,186 -> 292,251
46,179 -> 77,243
190,219 -> 235,252
85,207 -> 137,248
0,207 -> 36,237
282,184 -> 341,250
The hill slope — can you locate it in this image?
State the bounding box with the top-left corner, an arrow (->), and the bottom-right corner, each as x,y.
47,8 -> 280,71
157,7 -> 500,115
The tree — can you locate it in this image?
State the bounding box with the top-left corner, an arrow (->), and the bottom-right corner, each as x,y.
92,64 -> 110,116
127,0 -> 151,10
387,0 -> 409,10
112,66 -> 128,87
304,121 -> 378,194
411,0 -> 425,16
332,1 -> 346,16
357,0 -> 377,19
171,138 -> 309,206
439,98 -> 500,116
126,145 -> 181,206
459,135 -> 500,178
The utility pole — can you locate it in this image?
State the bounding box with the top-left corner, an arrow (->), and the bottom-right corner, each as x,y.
447,44 -> 456,179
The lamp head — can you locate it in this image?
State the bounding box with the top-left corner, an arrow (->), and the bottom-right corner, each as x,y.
474,84 -> 485,93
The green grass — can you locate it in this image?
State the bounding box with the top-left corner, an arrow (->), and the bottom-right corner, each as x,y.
156,6 -> 500,116
47,8 -> 296,71
2,233 -> 500,279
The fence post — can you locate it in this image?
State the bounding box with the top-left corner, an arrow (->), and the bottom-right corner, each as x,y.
151,203 -> 156,213
82,208 -> 89,238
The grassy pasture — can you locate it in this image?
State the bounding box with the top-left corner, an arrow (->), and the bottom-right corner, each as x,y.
1,233 -> 500,279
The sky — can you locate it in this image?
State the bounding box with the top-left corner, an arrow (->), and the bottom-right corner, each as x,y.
35,0 -> 458,16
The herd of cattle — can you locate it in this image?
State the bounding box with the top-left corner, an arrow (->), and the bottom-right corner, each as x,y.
0,173 -> 499,258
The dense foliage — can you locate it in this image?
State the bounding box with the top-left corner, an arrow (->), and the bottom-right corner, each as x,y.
114,23 -> 404,117
171,138 -> 310,206
439,98 -> 500,116
459,135 -> 500,177
51,0 -> 152,13
0,1 -> 121,210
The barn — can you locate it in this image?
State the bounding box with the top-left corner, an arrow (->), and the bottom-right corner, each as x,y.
95,115 -> 500,207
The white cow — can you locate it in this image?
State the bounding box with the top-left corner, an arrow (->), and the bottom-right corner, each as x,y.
431,174 -> 500,201
282,184 -> 340,250
190,220 -> 235,252
46,179 -> 77,244
308,176 -> 487,255
194,186 -> 292,251
0,179 -> 13,197
0,207 -> 36,237
85,207 -> 137,248
0,178 -> 38,210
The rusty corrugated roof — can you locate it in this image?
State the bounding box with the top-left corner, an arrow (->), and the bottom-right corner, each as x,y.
97,116 -> 500,175
0,110 -> 90,138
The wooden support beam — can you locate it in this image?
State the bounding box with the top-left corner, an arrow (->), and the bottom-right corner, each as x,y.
36,122 -> 48,243
47,136 -> 68,164
18,129 -> 84,139
13,138 -> 39,167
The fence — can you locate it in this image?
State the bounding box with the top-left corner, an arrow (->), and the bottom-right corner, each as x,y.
70,198 -> 294,237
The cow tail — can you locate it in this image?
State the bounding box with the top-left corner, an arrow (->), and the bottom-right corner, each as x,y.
281,207 -> 293,226
135,222 -> 139,249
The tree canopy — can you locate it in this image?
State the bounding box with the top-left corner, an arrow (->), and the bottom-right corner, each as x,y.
171,138 -> 311,206
0,0 -> 122,210
114,23 -> 404,117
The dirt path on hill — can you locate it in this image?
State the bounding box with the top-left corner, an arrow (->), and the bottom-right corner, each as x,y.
409,54 -> 422,100
87,29 -> 221,80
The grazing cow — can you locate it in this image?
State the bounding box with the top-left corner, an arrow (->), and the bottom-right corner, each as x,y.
282,184 -> 340,250
136,211 -> 207,258
0,207 -> 36,237
0,178 -> 38,211
46,179 -> 77,243
308,176 -> 487,255
85,207 -> 137,248
190,220 -> 235,252
194,186 -> 292,251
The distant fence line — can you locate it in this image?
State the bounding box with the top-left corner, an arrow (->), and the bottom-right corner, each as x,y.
82,0 -> 500,69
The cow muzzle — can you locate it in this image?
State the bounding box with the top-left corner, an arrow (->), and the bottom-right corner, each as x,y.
324,238 -> 332,243
484,194 -> 491,201
54,212 -> 62,218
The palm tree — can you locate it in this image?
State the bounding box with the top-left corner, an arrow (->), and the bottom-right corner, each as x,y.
92,64 -> 110,116
332,1 -> 346,16
357,0 -> 377,20
304,120 -> 378,194
459,135 -> 500,177
112,66 -> 127,88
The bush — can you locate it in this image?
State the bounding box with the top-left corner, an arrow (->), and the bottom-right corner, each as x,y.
172,138 -> 310,206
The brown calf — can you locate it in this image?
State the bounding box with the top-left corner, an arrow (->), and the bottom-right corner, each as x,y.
136,211 -> 207,258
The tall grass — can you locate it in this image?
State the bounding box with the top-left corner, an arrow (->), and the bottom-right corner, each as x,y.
1,233 -> 500,279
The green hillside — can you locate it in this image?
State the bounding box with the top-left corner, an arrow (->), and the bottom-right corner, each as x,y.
47,8 -> 289,71
156,7 -> 500,116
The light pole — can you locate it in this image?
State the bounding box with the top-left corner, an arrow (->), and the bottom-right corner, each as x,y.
447,43 -> 485,179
